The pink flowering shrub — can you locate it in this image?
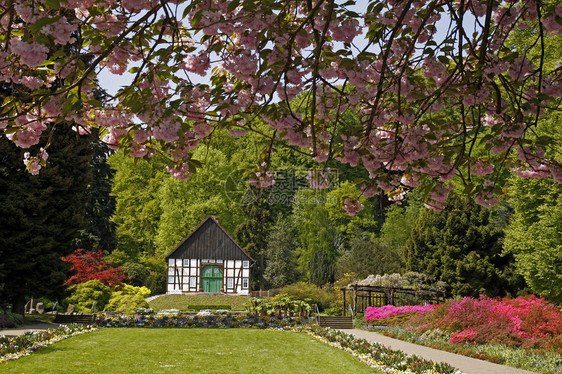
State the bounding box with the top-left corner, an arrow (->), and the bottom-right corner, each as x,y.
365,304 -> 436,321
449,328 -> 477,344
410,295 -> 562,352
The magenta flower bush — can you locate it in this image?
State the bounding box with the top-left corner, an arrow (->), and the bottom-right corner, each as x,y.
365,304 -> 436,321
413,295 -> 562,352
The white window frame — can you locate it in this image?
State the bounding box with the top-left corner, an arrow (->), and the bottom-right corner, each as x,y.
183,259 -> 190,267
227,277 -> 234,289
243,260 -> 249,268
242,278 -> 249,289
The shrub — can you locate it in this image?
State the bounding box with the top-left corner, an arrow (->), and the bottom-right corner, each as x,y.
104,284 -> 151,314
0,314 -> 16,329
409,295 -> 562,351
66,279 -> 112,312
365,305 -> 436,321
277,282 -> 335,311
245,295 -> 312,317
7,312 -> 23,327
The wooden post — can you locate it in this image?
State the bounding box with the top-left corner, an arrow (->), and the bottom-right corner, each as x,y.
342,288 -> 346,316
353,284 -> 358,317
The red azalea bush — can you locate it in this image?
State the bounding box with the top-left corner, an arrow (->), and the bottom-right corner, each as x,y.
365,304 -> 437,321
411,295 -> 562,352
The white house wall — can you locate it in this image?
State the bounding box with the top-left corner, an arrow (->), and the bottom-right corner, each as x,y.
166,258 -> 250,295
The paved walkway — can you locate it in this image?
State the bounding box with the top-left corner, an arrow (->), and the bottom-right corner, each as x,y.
340,329 -> 537,374
1,323 -> 61,336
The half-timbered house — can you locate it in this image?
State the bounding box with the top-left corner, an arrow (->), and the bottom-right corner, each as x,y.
165,216 -> 254,295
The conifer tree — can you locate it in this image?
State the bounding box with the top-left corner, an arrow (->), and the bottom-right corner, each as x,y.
264,217 -> 298,288
0,124 -> 92,315
404,197 -> 524,297
74,136 -> 117,252
235,187 -> 273,290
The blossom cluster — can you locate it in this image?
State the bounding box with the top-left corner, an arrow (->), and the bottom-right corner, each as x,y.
304,327 -> 461,374
94,313 -> 312,329
365,305 -> 437,322
412,295 -> 562,351
0,324 -> 97,364
1,0 -> 562,211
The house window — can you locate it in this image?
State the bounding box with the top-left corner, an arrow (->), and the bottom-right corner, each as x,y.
243,261 -> 249,268
183,259 -> 190,267
190,277 -> 197,288
168,276 -> 174,284
217,259 -> 223,264
242,278 -> 249,289
168,258 -> 175,266
227,278 -> 234,289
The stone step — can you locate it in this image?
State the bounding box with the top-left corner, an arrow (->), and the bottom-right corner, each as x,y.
317,316 -> 353,329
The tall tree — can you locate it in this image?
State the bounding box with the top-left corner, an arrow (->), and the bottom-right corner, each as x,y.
108,152 -> 167,257
264,217 -> 299,288
0,124 -> 92,315
404,197 -> 524,297
74,136 -> 117,252
336,233 -> 403,279
235,187 -> 273,290
504,178 -> 562,303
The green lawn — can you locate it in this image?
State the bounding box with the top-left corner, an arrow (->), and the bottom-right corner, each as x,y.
2,328 -> 379,373
149,294 -> 250,311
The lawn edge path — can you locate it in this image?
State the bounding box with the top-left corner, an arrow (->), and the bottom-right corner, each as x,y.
340,329 -> 538,374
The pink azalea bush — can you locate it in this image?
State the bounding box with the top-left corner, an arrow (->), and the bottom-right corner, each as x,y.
365,304 -> 437,321
412,295 -> 562,352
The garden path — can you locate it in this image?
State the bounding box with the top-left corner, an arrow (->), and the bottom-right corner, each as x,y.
340,329 -> 537,374
1,323 -> 61,336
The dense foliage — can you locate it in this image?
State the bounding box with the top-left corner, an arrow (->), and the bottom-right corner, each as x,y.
398,295 -> 562,352
61,249 -> 126,286
504,178 -> 562,303
0,124 -> 92,315
2,0 -> 561,211
404,197 -> 524,297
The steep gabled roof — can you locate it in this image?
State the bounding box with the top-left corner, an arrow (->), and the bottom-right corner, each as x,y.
164,216 -> 255,262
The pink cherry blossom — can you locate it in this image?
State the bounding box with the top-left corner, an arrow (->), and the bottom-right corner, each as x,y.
10,40 -> 49,67
342,198 -> 364,216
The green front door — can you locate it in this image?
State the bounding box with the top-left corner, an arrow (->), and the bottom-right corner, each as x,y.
202,265 -> 223,293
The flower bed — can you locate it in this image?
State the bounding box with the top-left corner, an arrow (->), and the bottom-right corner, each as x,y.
95,313 -> 313,329
365,305 -> 437,321
0,324 -> 97,364
303,327 -> 461,374
413,295 -> 562,351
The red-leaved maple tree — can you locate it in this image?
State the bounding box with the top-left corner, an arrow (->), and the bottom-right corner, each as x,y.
61,249 -> 126,286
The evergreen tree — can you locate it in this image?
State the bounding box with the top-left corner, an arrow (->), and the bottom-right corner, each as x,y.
309,249 -> 335,287
264,217 -> 299,288
0,124 -> 92,315
235,187 -> 273,290
404,197 -> 524,297
336,233 -> 403,279
74,136 -> 117,252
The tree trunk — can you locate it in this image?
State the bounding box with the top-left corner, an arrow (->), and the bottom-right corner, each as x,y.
11,294 -> 26,320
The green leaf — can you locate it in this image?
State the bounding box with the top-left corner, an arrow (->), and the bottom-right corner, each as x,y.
44,0 -> 61,10
227,0 -> 240,13
30,16 -> 60,33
